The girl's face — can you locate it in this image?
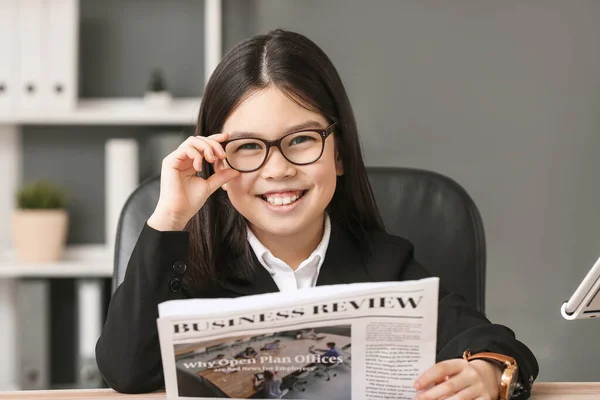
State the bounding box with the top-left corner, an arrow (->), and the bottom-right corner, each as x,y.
219,86 -> 343,239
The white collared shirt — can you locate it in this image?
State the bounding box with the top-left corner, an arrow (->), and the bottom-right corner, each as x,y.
246,215 -> 331,291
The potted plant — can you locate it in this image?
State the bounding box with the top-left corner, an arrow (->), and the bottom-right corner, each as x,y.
12,181 -> 69,263
144,68 -> 173,108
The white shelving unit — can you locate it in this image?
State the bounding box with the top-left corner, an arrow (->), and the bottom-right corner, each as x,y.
0,245 -> 112,278
0,0 -> 223,391
0,98 -> 201,126
0,0 -> 221,270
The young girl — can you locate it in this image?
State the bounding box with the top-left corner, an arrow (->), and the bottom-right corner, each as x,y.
96,29 -> 538,399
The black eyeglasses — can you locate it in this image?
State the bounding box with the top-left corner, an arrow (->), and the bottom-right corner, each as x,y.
221,122 -> 336,173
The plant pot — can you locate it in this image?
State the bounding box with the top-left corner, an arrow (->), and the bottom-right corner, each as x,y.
144,91 -> 173,108
12,209 -> 69,263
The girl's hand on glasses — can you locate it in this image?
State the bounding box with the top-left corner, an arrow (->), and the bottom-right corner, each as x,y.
147,133 -> 240,231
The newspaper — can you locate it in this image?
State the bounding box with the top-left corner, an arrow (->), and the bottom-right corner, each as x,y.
157,277 -> 439,400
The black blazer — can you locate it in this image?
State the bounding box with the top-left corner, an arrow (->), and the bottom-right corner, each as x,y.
95,220 -> 539,397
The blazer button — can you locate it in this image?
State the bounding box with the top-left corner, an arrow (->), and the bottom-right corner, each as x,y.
173,261 -> 187,275
170,277 -> 182,292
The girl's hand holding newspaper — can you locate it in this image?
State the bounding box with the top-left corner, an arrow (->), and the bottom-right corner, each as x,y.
413,358 -> 502,400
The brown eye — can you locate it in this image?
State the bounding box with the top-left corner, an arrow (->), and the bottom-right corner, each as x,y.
238,143 -> 262,151
289,135 -> 315,145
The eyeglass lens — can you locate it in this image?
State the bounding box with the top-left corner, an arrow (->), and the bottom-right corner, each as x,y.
224,131 -> 323,171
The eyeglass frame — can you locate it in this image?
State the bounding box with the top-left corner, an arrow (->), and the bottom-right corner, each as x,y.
220,122 -> 337,173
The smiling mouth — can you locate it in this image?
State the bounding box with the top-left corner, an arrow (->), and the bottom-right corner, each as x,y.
258,190 -> 308,206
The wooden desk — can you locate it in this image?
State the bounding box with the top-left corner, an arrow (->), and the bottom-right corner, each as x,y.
0,389 -> 165,399
0,382 -> 598,399
531,382 -> 600,399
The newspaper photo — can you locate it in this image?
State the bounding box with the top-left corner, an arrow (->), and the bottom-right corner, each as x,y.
157,277 -> 439,400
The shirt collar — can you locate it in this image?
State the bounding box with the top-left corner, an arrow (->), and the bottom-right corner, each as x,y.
246,214 -> 331,273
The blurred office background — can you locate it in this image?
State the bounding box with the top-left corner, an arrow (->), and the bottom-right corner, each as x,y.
1,0 -> 600,391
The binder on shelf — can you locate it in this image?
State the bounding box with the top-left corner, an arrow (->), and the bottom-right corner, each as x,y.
75,279 -> 104,388
16,280 -> 50,390
16,0 -> 45,110
105,139 -> 140,257
43,0 -> 79,110
0,0 -> 18,116
0,279 -> 18,391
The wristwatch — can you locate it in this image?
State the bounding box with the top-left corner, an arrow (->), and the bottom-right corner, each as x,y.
462,349 -> 519,400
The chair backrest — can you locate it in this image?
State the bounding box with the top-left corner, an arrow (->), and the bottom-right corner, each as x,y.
366,167 -> 486,312
112,167 -> 486,312
112,175 -> 161,292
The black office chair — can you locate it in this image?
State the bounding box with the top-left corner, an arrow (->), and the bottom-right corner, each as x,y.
112,176 -> 161,292
366,167 -> 486,312
112,167 -> 486,312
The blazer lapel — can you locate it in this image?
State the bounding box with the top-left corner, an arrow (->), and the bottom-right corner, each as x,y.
219,251 -> 280,297
316,220 -> 373,287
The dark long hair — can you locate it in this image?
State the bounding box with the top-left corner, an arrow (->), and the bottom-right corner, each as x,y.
185,29 -> 385,290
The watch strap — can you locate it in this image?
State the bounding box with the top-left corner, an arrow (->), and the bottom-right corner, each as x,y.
462,350 -> 519,400
463,350 -> 516,368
